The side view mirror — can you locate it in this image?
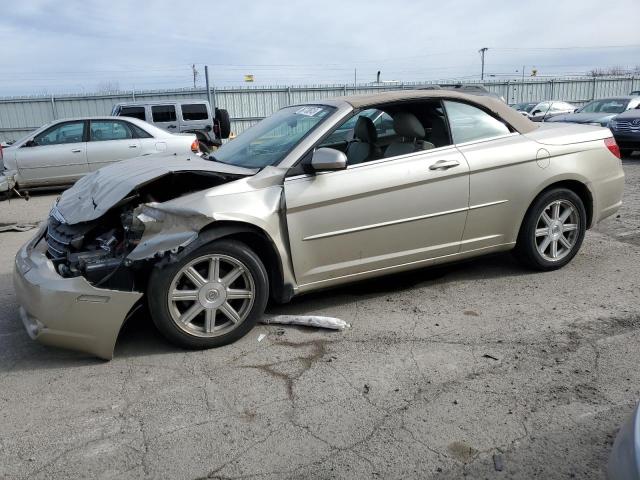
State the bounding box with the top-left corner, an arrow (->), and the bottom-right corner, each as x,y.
531,110 -> 541,116
311,148 -> 347,172
24,140 -> 38,147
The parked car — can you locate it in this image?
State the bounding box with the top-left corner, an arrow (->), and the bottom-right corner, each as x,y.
512,102 -> 538,114
111,100 -> 231,148
512,101 -> 576,122
630,90 -> 640,96
609,108 -> 640,156
0,117 -> 199,192
547,96 -> 640,127
607,402 -> 640,479
14,90 -> 624,359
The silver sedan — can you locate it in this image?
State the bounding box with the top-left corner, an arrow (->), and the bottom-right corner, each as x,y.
14,90 -> 625,359
0,116 -> 199,192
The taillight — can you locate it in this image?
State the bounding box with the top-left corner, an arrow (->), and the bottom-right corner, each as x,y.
604,137 -> 620,159
190,139 -> 199,153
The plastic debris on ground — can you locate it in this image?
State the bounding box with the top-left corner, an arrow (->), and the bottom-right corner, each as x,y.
257,333 -> 267,342
0,223 -> 38,233
260,315 -> 351,330
493,453 -> 504,471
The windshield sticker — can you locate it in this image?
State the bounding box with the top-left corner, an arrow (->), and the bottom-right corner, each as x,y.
295,106 -> 323,117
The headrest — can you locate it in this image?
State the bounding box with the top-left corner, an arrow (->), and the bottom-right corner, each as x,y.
354,116 -> 377,143
393,112 -> 425,139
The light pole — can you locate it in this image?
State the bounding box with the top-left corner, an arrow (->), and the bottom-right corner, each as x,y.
479,47 -> 488,80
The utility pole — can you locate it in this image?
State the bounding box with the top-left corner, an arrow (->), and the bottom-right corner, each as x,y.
354,68 -> 357,88
205,65 -> 212,109
192,64 -> 199,89
479,47 -> 488,80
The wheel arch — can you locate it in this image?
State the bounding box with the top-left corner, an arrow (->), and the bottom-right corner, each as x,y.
530,179 -> 594,229
195,221 -> 291,303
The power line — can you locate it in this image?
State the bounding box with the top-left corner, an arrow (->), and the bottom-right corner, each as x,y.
491,44 -> 640,51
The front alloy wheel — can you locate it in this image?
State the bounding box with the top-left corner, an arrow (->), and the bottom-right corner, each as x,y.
148,239 -> 268,349
168,254 -> 255,337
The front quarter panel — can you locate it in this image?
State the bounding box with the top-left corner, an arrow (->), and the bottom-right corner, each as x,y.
128,169 -> 297,289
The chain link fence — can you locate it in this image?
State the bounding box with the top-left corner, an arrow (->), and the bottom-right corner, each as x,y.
1,76 -> 639,143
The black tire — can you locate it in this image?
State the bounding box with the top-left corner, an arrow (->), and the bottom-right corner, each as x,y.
620,148 -> 634,158
514,188 -> 587,271
147,239 -> 268,350
215,108 -> 231,139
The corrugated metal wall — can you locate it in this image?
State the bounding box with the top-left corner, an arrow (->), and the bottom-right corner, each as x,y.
1,76 -> 639,143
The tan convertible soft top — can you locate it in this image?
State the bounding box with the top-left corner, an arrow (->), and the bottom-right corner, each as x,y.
320,89 -> 538,134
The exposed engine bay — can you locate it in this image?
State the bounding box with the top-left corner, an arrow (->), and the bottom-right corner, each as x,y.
45,171 -> 244,291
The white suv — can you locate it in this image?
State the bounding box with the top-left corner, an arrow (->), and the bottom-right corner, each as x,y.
111,100 -> 230,148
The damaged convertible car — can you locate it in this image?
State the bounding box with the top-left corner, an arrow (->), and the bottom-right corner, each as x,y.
14,91 -> 625,359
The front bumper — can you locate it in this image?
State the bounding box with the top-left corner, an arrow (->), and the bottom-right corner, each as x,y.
13,225 -> 143,360
0,171 -> 16,192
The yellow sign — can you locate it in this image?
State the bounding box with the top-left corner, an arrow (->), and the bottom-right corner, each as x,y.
244,74 -> 255,82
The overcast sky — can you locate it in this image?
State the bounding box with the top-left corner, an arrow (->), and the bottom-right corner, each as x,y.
1,0 -> 639,96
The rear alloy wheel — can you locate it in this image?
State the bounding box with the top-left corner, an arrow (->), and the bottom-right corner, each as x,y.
148,240 -> 268,349
515,188 -> 586,271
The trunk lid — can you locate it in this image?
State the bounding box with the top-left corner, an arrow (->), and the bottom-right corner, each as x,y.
524,122 -> 612,146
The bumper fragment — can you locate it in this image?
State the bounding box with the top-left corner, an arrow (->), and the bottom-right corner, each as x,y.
0,172 -> 16,192
13,230 -> 143,360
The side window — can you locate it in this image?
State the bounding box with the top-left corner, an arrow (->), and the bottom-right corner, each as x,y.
34,122 -> 85,146
320,109 -> 387,147
152,105 -> 177,123
181,103 -> 209,121
90,121 -> 133,141
120,106 -> 146,121
533,102 -> 550,114
374,111 -> 394,138
129,124 -> 153,139
443,101 -> 510,144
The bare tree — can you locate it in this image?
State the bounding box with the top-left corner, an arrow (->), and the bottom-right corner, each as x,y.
96,80 -> 120,93
588,66 -> 630,77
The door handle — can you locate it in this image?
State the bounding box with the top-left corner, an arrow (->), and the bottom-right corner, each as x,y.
71,149 -> 82,153
128,145 -> 138,148
167,125 -> 177,129
429,159 -> 460,170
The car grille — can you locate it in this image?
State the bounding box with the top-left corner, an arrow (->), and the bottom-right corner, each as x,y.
45,216 -> 91,260
612,120 -> 640,133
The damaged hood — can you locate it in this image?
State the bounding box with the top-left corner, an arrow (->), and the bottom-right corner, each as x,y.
55,154 -> 257,225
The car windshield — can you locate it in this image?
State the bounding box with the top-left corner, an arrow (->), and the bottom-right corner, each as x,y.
579,99 -> 629,114
513,102 -> 537,113
211,105 -> 334,168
